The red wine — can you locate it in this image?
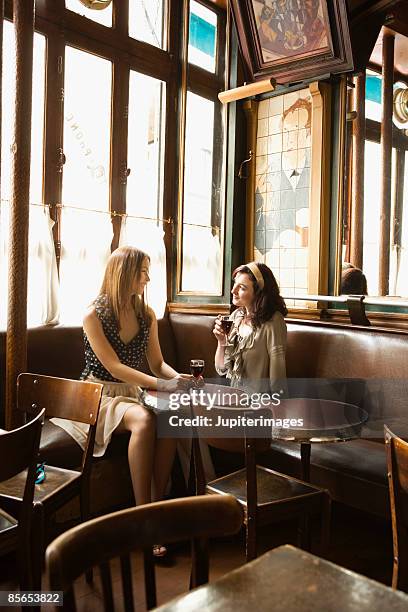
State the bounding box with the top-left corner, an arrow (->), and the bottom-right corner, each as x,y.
220,318 -> 233,334
190,364 -> 204,378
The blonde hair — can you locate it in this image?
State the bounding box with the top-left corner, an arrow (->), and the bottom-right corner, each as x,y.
98,246 -> 151,326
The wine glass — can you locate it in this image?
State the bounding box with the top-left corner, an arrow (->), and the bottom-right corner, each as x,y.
219,316 -> 232,346
220,315 -> 233,334
190,359 -> 205,390
190,359 -> 205,380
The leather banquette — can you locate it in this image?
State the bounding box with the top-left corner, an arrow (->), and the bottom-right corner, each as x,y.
1,313 -> 408,518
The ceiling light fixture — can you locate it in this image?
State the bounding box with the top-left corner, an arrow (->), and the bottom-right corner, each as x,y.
78,0 -> 112,9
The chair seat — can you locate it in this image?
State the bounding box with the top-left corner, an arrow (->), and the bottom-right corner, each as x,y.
206,466 -> 324,507
0,466 -> 81,505
0,508 -> 17,531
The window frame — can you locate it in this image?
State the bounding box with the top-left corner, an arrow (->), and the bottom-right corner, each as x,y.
3,0 -> 230,310
173,0 -> 229,302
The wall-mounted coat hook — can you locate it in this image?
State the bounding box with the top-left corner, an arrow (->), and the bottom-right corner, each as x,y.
238,150 -> 253,179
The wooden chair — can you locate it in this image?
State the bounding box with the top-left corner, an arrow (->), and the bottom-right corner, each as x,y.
46,495 -> 243,611
385,424 -> 408,592
192,402 -> 331,562
0,373 -> 103,589
0,409 -> 44,588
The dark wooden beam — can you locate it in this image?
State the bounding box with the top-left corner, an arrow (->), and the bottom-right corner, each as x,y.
350,72 -> 366,269
6,0 -> 34,428
110,60 -> 129,251
43,26 -> 64,269
378,30 -> 394,296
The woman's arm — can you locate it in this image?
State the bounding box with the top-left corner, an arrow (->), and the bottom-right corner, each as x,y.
83,307 -> 160,389
146,309 -> 179,379
213,316 -> 228,375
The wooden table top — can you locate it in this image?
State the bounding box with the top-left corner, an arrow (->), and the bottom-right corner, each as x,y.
155,545 -> 408,612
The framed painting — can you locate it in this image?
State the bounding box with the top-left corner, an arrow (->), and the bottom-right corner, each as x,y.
230,0 -> 353,84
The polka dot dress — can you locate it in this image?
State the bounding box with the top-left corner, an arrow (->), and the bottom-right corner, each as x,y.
81,294 -> 149,382
51,294 -> 151,456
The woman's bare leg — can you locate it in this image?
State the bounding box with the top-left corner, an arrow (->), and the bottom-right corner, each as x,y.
152,437 -> 177,501
118,405 -> 156,506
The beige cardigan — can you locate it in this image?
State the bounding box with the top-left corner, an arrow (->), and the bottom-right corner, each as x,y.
216,309 -> 287,394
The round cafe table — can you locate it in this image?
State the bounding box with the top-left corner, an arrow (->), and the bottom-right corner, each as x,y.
270,398 -> 368,481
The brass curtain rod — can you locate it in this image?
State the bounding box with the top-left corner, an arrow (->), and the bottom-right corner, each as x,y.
0,199 -> 172,225
2,200 -> 221,231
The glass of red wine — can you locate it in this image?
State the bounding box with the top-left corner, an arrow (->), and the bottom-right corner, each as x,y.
219,316 -> 232,345
190,359 -> 205,382
220,316 -> 233,334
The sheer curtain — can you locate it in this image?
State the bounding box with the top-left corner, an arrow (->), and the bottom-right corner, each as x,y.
119,217 -> 167,317
0,202 -> 9,328
28,206 -> 59,326
0,203 -> 59,328
59,208 -> 113,324
181,225 -> 222,293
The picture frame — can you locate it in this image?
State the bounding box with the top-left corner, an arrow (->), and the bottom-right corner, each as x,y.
230,0 -> 353,84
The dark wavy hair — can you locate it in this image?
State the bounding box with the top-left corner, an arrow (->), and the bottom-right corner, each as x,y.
232,263 -> 287,328
340,266 -> 368,295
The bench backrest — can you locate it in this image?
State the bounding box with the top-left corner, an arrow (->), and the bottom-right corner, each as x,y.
1,314 -> 408,425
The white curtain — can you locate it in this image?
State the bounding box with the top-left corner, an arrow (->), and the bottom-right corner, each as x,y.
118,217 -> 167,317
59,208 -> 113,324
0,202 -> 9,328
0,203 -> 59,328
181,225 -> 222,294
28,206 -> 59,326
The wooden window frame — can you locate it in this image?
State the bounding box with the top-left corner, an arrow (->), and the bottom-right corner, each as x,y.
3,0 -> 229,305
173,0 -> 229,302
5,0 -> 176,252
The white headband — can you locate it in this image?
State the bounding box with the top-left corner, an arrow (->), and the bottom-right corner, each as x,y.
246,262 -> 264,290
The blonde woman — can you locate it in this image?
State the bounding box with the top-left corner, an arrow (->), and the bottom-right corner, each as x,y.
52,246 -> 191,557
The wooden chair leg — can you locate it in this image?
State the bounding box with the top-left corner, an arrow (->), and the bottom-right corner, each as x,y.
31,503 -> 44,591
320,492 -> 331,554
246,517 -> 257,562
190,537 -> 209,588
298,513 -> 311,552
81,484 -> 93,584
143,549 -> 157,610
17,512 -> 33,589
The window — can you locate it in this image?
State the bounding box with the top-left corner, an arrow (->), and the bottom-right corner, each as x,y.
62,47 -> 112,211
0,22 -> 51,328
2,0 -> 229,328
127,71 -> 165,219
188,0 -> 217,73
176,1 -> 227,299
181,92 -> 221,293
365,70 -> 382,122
1,22 -> 45,203
344,62 -> 408,301
129,0 -> 165,49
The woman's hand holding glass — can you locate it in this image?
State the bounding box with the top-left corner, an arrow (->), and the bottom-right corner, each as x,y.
159,373 -> 193,393
213,315 -> 230,347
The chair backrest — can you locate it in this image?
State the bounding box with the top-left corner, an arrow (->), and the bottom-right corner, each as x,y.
17,373 -> 103,425
385,425 -> 408,592
46,495 -> 243,611
0,409 -> 44,484
17,373 -> 103,473
0,409 -> 44,587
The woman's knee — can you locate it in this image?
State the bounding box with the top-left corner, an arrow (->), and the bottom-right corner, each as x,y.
124,405 -> 156,434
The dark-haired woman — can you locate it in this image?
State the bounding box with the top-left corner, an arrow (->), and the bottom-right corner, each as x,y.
213,262 -> 287,395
